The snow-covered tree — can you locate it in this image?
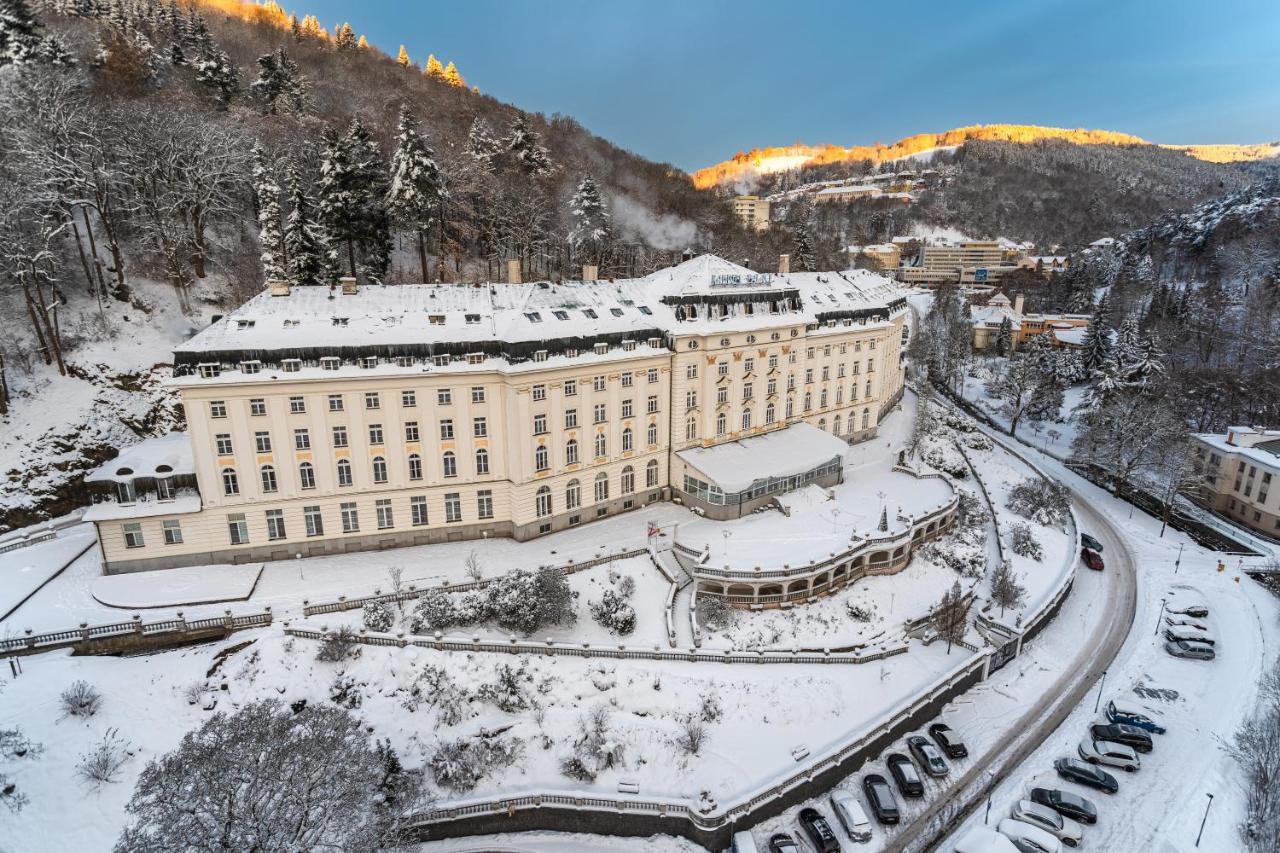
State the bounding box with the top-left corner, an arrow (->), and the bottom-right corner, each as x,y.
506,114 -> 552,176
250,143 -> 286,284
386,106 -> 446,282
283,162 -> 326,286
464,116 -> 500,170
249,47 -> 308,115
568,173 -> 610,266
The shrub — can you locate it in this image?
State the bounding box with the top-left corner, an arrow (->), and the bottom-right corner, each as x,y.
361,600 -> 394,633
1009,522 -> 1044,561
1007,478 -> 1071,528
316,627 -> 358,662
589,590 -> 636,636
60,680 -> 101,718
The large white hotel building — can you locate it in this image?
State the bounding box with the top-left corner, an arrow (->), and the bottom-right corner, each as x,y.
84,255 -> 908,574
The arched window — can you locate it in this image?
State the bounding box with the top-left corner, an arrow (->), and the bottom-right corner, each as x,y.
646,459 -> 659,487
716,412 -> 727,436
534,444 -> 549,472
594,472 -> 609,502
298,462 -> 316,489
565,438 -> 579,465
475,448 -> 489,475
685,417 -> 698,441
222,468 -> 239,496
594,433 -> 607,458
621,465 -> 635,494
336,458 -> 353,487
260,465 -> 277,493
742,409 -> 752,430
566,479 -> 580,509
647,422 -> 658,446
621,427 -> 633,453
372,456 -> 388,484
765,403 -> 776,425
861,408 -> 870,430
834,414 -> 842,437
442,451 -> 457,477
803,392 -> 812,411
535,485 -> 552,517
408,454 -> 422,481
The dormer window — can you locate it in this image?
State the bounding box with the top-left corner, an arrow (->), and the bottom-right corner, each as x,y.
281,359 -> 301,373
240,360 -> 261,374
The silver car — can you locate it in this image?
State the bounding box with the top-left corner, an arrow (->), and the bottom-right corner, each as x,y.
1166,639 -> 1215,660
1010,799 -> 1083,848
1077,738 -> 1140,772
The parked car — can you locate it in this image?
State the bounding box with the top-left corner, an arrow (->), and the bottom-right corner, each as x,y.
954,826 -> 1020,853
829,791 -> 872,843
1167,603 -> 1209,618
798,807 -> 841,853
1029,787 -> 1098,825
1078,738 -> 1140,772
1165,626 -> 1216,646
997,818 -> 1062,853
1054,757 -> 1119,793
929,722 -> 969,758
1090,722 -> 1153,753
886,753 -> 924,797
1010,799 -> 1083,847
1080,533 -> 1103,552
1166,639 -> 1216,660
907,735 -> 950,776
1106,699 -> 1167,735
862,774 -> 900,825
766,832 -> 799,853
1080,548 -> 1104,571
731,830 -> 762,853
1165,616 -> 1210,631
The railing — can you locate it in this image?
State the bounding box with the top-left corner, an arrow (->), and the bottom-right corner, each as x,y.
1,610 -> 274,657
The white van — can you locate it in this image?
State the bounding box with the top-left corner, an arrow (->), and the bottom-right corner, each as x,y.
730,830 -> 761,853
830,790 -> 873,842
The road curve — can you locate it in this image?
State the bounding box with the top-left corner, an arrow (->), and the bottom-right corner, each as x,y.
884,430 -> 1139,853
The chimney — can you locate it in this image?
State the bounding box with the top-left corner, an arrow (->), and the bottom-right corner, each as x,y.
507,259 -> 522,284
582,264 -> 599,282
778,254 -> 791,275
1013,294 -> 1025,315
340,276 -> 358,295
268,278 -> 291,297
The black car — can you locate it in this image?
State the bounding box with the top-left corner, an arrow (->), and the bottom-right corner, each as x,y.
1029,787 -> 1098,825
768,831 -> 801,853
1080,533 -> 1104,552
862,773 -> 900,825
886,752 -> 924,797
906,735 -> 949,776
797,807 -> 841,853
928,722 -> 969,758
1090,722 -> 1153,754
1054,757 -> 1119,794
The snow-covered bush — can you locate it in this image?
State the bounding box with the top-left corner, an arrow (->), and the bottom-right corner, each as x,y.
315,627 -> 359,662
477,661 -> 532,713
361,599 -> 394,632
699,594 -> 734,630
428,735 -> 523,792
589,589 -> 636,636
329,674 -> 363,709
1009,522 -> 1044,561
1007,478 -> 1071,528
409,588 -> 456,634
60,680 -> 101,718
76,728 -> 129,786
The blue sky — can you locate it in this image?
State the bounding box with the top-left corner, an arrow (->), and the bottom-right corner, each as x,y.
301,0 -> 1280,170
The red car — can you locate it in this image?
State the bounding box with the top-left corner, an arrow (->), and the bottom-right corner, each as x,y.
1081,547 -> 1104,571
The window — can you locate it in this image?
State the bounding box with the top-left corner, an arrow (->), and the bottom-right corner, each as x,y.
536,486 -> 552,518
476,448 -> 490,475
162,519 -> 183,545
621,466 -> 634,494
594,473 -> 609,502
337,458 -> 353,487
222,467 -> 239,496
565,438 -> 579,465
402,390 -> 417,407
565,409 -> 578,429
686,364 -> 698,380
533,384 -> 546,401
471,386 -> 486,403
477,490 -> 494,519
410,496 -> 428,526
228,514 -> 249,545
405,421 -> 420,442
622,399 -> 633,418
716,413 -> 727,436
408,454 -> 423,481
646,459 -> 659,487
444,493 -> 462,523
299,462 -> 316,489
328,394 -> 344,412
593,375 -> 606,392
210,400 -> 227,419
622,427 -> 634,453
647,395 -> 659,414
564,379 -> 578,397
289,396 -> 306,414
364,392 -> 380,410
258,465 -> 277,493
566,479 -> 581,509
123,522 -> 145,549
442,452 -> 457,478
595,433 -> 607,458
250,398 -> 267,416
266,509 -> 286,541
686,417 -> 698,441
647,423 -> 658,446
535,445 -> 549,472
473,417 -> 488,437
648,368 -> 659,383
304,505 -> 324,537
376,499 -> 394,529
439,419 -> 454,439
372,457 -> 388,484
294,429 -> 310,450
340,502 -> 359,533
332,426 -> 348,448
594,404 -> 607,423
437,388 -> 452,405
254,432 -> 272,453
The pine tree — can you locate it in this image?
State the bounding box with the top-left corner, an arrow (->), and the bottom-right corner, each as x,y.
423,53 -> 443,79
995,315 -> 1013,356
442,60 -> 464,87
568,174 -> 610,266
464,116 -> 500,170
195,42 -> 239,109
0,0 -> 46,67
396,44 -> 411,69
1081,297 -> 1113,373
251,143 -> 287,284
250,47 -> 308,115
386,106 -> 447,283
284,163 -> 326,286
506,115 -> 552,176
333,22 -> 355,51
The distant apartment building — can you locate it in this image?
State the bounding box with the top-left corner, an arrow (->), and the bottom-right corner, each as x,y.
969,293 -> 1090,352
733,195 -> 771,231
1191,427 -> 1280,539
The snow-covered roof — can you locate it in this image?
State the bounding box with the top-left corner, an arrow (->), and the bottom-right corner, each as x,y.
84,434 -> 194,484
677,422 -> 849,493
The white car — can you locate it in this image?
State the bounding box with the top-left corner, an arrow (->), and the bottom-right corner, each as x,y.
955,825 -> 1020,853
1010,799 -> 1083,847
997,817 -> 1062,853
1164,626 -> 1216,646
1078,738 -> 1140,772
830,790 -> 873,842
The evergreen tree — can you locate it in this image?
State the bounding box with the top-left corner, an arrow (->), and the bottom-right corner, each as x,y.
284,163 -> 326,286
386,106 -> 447,283
442,60 -> 464,87
995,315 -> 1013,356
333,22 -> 355,51
250,47 -> 308,115
1081,296 -> 1113,373
464,116 -> 500,170
395,44 -> 410,69
505,115 -> 552,176
568,174 -> 610,266
251,144 -> 287,284
1,0 -> 46,67
423,53 -> 443,79
195,42 -> 239,109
